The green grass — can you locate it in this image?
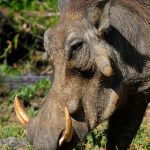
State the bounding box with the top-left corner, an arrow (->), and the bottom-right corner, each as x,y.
74,123 -> 107,150
0,123 -> 32,150
0,124 -> 25,139
0,77 -> 52,149
75,121 -> 150,150
0,63 -> 21,76
0,77 -> 51,126
1,0 -> 59,29
7,77 -> 51,104
0,0 -> 57,11
131,123 -> 150,150
0,120 -> 149,149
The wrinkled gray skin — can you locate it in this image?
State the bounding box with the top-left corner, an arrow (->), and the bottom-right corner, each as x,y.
26,0 -> 150,149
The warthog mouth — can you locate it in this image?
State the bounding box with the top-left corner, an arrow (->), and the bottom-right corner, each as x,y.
14,96 -> 73,148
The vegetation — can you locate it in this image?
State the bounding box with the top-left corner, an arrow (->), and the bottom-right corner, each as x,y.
7,77 -> 51,104
0,0 -> 149,150
0,124 -> 25,139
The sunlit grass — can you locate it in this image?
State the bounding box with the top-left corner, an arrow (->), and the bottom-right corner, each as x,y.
0,124 -> 25,139
0,0 -> 57,11
131,122 -> 150,150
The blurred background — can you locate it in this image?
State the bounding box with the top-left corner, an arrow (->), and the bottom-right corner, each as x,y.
0,0 -> 149,149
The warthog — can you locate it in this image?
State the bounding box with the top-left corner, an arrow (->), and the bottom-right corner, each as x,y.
14,0 -> 150,149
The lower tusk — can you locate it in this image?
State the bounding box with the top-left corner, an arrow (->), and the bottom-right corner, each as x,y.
14,95 -> 30,126
59,107 -> 73,147
14,102 -> 27,126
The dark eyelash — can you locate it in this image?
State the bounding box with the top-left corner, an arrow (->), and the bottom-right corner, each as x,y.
71,41 -> 83,51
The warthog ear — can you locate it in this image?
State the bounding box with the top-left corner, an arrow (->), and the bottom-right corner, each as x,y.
88,0 -> 112,77
88,0 -> 112,35
58,0 -> 111,15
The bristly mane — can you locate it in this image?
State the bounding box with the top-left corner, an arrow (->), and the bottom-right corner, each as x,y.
115,0 -> 150,24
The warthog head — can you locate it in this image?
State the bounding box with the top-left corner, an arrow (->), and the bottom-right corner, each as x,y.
15,0 -> 126,149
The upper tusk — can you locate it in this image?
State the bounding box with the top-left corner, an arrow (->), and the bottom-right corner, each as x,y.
14,95 -> 30,126
59,107 -> 73,147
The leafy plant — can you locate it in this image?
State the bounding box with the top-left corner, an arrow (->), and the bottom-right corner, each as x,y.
0,124 -> 25,139
0,0 -> 58,65
0,0 -> 57,11
7,77 -> 51,104
74,123 -> 107,150
0,63 -> 21,76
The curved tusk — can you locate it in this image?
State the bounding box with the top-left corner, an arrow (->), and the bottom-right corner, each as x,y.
59,107 -> 73,147
14,95 -> 30,126
14,101 -> 27,126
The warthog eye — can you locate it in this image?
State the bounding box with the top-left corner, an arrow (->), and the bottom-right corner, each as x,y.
66,38 -> 85,60
70,40 -> 83,51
